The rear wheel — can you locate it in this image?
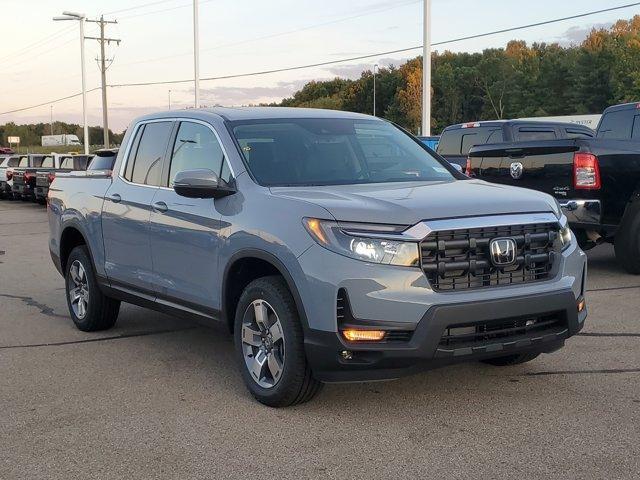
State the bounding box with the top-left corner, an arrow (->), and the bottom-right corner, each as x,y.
65,246 -> 120,331
234,276 -> 322,407
614,204 -> 640,274
482,353 -> 540,366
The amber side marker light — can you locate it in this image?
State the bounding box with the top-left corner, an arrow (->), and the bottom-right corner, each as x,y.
577,297 -> 586,313
342,329 -> 386,342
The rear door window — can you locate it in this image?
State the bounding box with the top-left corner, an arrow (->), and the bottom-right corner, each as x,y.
18,157 -> 28,167
128,121 -> 173,186
515,128 -> 557,141
41,156 -> 54,168
598,109 -> 633,139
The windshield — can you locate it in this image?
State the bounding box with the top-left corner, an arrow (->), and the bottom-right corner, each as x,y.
230,118 -> 454,186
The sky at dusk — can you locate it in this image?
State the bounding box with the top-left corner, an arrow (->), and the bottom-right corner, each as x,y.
1,0 -> 638,132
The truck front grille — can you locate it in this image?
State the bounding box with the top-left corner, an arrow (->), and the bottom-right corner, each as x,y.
439,311 -> 566,348
420,222 -> 558,291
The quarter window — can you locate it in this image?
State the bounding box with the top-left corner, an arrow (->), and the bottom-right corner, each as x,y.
168,122 -> 225,186
129,121 -> 173,186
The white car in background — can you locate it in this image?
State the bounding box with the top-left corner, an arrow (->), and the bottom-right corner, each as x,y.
0,155 -> 23,199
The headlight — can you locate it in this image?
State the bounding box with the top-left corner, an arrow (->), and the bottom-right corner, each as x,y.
558,215 -> 572,250
303,218 -> 420,266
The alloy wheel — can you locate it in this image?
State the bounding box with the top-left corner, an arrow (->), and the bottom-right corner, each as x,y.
68,260 -> 90,320
241,299 -> 286,389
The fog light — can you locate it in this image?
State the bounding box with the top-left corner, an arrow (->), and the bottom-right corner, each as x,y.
342,329 -> 386,342
577,297 -> 586,313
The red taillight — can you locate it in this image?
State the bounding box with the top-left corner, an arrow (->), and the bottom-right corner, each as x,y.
573,152 -> 601,190
24,172 -> 35,183
6,169 -> 12,181
47,172 -> 56,184
465,157 -> 473,176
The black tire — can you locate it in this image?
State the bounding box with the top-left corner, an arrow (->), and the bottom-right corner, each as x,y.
614,203 -> 640,274
234,276 -> 322,407
65,245 -> 120,332
482,352 -> 540,366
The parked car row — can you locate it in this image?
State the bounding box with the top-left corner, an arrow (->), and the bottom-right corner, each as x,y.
436,102 -> 640,274
0,149 -> 118,203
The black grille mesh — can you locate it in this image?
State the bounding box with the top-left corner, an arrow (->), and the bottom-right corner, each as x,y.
420,222 -> 558,291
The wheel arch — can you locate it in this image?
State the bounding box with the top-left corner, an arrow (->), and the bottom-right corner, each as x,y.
222,249 -> 309,334
59,224 -> 94,274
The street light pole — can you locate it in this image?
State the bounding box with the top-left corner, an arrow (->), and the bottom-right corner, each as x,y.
422,0 -> 431,136
373,64 -> 378,117
54,11 -> 89,154
193,0 -> 200,108
79,16 -> 89,154
50,105 -> 54,135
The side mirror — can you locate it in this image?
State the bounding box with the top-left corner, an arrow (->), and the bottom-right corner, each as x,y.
451,163 -> 464,174
173,169 -> 235,199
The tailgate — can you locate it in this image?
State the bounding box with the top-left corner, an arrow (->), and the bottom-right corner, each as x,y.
36,171 -> 51,187
468,140 -> 579,198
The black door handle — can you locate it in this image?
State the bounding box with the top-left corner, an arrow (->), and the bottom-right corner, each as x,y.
152,201 -> 168,213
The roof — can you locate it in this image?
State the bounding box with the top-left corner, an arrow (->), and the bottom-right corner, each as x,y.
443,119 -> 594,131
134,106 -> 380,124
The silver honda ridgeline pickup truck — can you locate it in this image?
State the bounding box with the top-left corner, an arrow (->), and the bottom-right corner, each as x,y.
48,108 -> 588,407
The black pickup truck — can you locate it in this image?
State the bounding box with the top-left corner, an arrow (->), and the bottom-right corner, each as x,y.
437,120 -> 594,168
467,102 -> 640,273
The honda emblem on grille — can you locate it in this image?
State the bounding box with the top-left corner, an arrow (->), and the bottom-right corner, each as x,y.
489,237 -> 517,266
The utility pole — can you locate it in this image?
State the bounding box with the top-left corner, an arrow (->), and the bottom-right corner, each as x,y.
50,106 -> 54,135
422,0 -> 432,136
86,16 -> 120,148
193,0 -> 200,108
168,90 -> 172,110
373,64 -> 378,117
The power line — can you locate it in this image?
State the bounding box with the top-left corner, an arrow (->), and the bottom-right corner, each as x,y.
0,25 -> 76,63
103,0 -> 182,15
119,0 -> 216,20
108,1 -> 640,88
112,0 -> 420,69
2,2 -> 640,116
0,88 -> 101,116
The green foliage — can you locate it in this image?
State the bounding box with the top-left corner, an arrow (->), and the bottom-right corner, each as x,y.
0,121 -> 124,147
275,16 -> 640,134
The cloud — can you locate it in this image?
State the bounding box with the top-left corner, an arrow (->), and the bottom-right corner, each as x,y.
324,57 -> 409,78
197,80 -> 309,105
556,22 -> 613,46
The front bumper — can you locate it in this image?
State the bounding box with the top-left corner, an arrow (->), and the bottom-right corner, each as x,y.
306,289 -> 586,382
561,199 -> 602,226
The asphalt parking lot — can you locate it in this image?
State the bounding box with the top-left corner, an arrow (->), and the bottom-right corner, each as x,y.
1,201 -> 639,480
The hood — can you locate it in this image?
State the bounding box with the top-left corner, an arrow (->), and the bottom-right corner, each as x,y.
270,179 -> 558,226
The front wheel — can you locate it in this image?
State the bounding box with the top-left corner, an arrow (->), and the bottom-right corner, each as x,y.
234,276 -> 322,407
65,246 -> 120,331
